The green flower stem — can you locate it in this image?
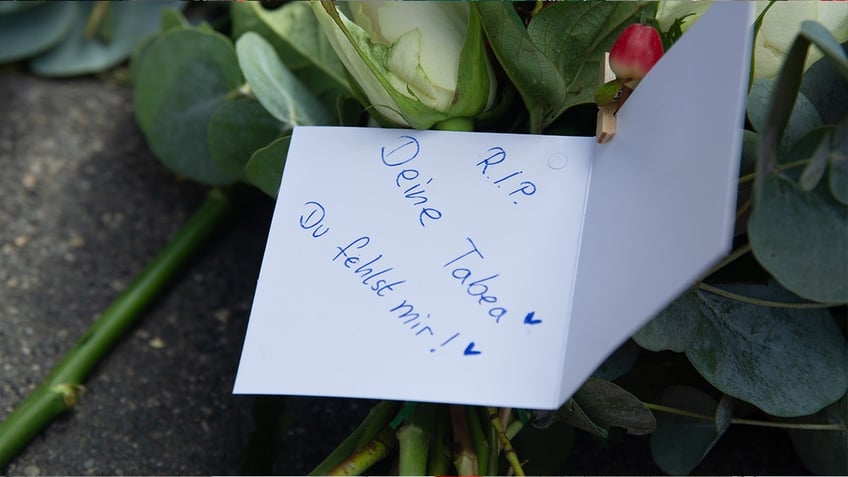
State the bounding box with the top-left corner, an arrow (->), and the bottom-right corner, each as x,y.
698,283 -> 841,309
0,188 -> 239,469
426,406 -> 451,476
738,158 -> 810,184
487,407 -> 525,477
449,405 -> 479,475
466,407 -> 489,476
396,404 -> 435,475
644,402 -> 847,432
310,401 -> 400,476
327,428 -> 397,476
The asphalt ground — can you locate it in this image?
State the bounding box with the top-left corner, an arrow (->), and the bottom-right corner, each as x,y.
0,72 -> 371,475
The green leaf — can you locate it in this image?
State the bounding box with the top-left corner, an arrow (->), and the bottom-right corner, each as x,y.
29,1 -> 183,77
828,117 -> 848,205
134,28 -> 243,185
537,398 -> 608,439
798,127 -> 834,191
245,136 -> 291,198
713,395 -> 734,435
230,1 -> 350,112
689,286 -> 847,417
748,167 -> 848,303
633,288 -> 700,353
800,41 -> 848,125
753,21 -> 848,204
592,339 -> 639,381
129,8 -> 188,83
207,98 -> 283,181
831,152 -> 848,205
740,129 -> 760,174
475,3 -> 565,134
477,2 -> 652,133
0,2 -> 41,14
572,378 -> 656,436
650,385 -> 725,475
0,2 -> 77,63
235,32 -> 333,126
746,77 -> 823,151
789,394 -> 848,475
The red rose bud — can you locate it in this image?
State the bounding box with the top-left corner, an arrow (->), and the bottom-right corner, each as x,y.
609,24 -> 664,88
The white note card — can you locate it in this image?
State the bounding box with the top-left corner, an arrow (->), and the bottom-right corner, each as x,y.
234,2 -> 753,409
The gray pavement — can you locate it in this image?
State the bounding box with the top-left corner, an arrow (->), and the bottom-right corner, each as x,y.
0,72 -> 370,475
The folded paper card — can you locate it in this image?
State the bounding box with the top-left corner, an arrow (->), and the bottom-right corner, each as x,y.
234,2 -> 754,409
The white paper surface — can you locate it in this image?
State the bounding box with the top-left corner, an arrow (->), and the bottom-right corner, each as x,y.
234,2 -> 753,410
234,128 -> 595,409
562,1 -> 753,403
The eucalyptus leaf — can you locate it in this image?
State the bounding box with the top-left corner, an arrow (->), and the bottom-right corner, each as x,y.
208,98 -> 284,181
30,1 -> 183,77
714,395 -> 734,435
828,117 -> 848,205
130,8 -> 188,83
633,288 -> 700,353
235,32 -> 333,126
538,398 -> 608,439
798,127 -> 834,191
650,385 -> 724,475
690,287 -> 848,416
245,136 -> 291,198
231,1 -> 350,111
0,2 -> 41,14
800,41 -> 848,124
746,77 -> 823,151
831,155 -> 848,205
740,129 -> 759,174
592,339 -> 639,381
573,378 -> 656,436
789,394 -> 848,475
134,28 -> 243,185
748,169 -> 848,303
0,2 -> 76,63
753,21 -> 848,204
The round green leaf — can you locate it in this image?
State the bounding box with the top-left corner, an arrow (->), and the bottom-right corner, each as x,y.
235,32 -> 332,126
789,394 -> 848,475
208,98 -> 283,180
29,1 -> 182,77
134,28 -> 243,185
633,288 -> 700,353
650,385 -> 724,475
746,77 -> 823,151
245,136 -> 291,198
0,2 -> 76,63
800,41 -> 848,125
689,288 -> 848,417
831,156 -> 848,205
573,378 -> 656,436
749,172 -> 848,303
592,339 -> 639,381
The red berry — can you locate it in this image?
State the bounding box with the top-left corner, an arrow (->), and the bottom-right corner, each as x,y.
609,24 -> 664,88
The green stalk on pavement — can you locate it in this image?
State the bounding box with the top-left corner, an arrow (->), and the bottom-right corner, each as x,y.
309,400 -> 400,476
0,188 -> 240,469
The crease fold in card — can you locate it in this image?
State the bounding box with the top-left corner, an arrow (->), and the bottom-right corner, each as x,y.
234,2 -> 754,410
